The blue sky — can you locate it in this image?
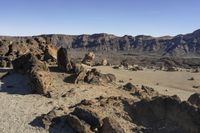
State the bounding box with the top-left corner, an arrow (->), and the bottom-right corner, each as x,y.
0,0 -> 200,36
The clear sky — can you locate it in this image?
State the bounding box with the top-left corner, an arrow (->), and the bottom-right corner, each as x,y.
0,0 -> 200,36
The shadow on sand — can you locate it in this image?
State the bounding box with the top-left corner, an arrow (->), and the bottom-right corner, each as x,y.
0,68 -> 34,95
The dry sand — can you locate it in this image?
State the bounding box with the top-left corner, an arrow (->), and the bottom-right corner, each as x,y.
0,66 -> 200,133
96,66 -> 200,100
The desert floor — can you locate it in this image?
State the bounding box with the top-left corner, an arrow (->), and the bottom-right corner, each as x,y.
0,66 -> 199,133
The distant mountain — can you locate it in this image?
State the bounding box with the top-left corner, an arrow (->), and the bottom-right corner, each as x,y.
1,29 -> 200,56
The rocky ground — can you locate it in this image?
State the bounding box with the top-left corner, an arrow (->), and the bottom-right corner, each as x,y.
0,45 -> 200,133
0,64 -> 200,133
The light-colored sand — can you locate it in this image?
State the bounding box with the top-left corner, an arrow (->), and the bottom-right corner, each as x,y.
0,66 -> 199,132
96,66 -> 200,100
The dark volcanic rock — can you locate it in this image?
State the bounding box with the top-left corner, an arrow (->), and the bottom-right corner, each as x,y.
12,53 -> 53,96
72,107 -> 103,130
66,114 -> 94,133
132,95 -> 200,133
57,47 -> 73,72
100,117 -> 125,133
123,82 -> 138,92
188,93 -> 200,107
75,68 -> 116,84
12,53 -> 49,73
30,71 -> 53,95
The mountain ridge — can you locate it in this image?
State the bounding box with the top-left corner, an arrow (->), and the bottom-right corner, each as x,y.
1,29 -> 200,56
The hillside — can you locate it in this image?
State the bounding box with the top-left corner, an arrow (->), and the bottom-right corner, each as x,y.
1,29 -> 200,56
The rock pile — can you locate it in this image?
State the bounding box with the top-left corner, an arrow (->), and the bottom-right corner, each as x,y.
75,68 -> 116,84
39,96 -> 131,133
33,94 -> 200,133
121,83 -> 159,99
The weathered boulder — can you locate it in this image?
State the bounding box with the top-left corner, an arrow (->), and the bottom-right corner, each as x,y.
100,117 -> 125,133
12,53 -> 49,73
57,47 -> 72,72
82,52 -> 95,66
123,82 -> 138,92
72,107 -> 103,130
74,68 -> 116,85
101,59 -> 108,66
12,53 -> 52,96
44,44 -> 57,62
188,93 -> 200,107
66,114 -> 94,133
84,68 -> 116,84
132,95 -> 200,133
41,108 -> 57,129
30,71 -> 53,95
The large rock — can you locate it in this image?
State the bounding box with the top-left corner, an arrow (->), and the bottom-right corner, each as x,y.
12,53 -> 52,95
12,53 -> 49,73
66,114 -> 93,133
188,93 -> 200,107
44,44 -> 57,62
132,95 -> 200,133
85,68 -> 116,84
101,59 -> 108,66
57,47 -> 72,72
100,117 -> 125,133
74,68 -> 116,85
72,107 -> 103,130
30,71 -> 53,95
82,52 -> 95,66
123,82 -> 138,92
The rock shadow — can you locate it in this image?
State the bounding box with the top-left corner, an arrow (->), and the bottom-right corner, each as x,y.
0,72 -> 35,95
63,74 -> 77,84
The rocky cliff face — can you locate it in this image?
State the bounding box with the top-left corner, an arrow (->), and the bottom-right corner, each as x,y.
1,29 -> 200,57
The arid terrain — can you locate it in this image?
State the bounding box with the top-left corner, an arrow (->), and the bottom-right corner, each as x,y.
0,30 -> 200,133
